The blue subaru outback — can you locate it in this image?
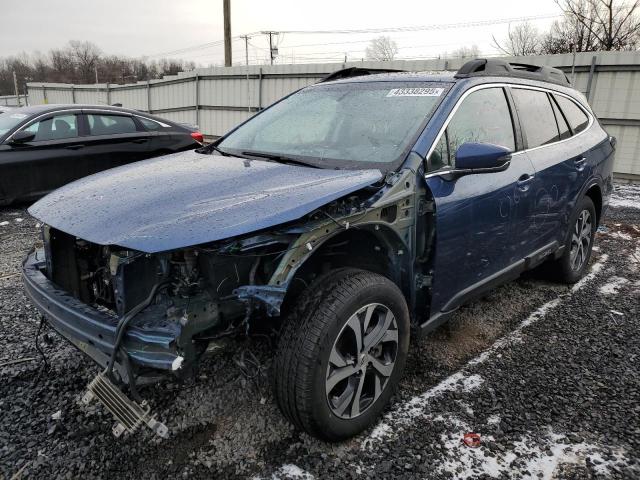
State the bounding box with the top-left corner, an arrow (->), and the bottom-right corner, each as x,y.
23,59 -> 615,440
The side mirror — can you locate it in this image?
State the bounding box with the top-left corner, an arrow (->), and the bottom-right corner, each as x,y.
454,142 -> 511,173
9,130 -> 36,144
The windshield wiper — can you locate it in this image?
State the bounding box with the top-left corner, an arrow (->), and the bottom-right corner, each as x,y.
241,150 -> 318,168
209,144 -> 231,156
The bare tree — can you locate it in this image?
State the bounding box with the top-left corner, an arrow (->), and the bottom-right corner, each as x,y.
492,22 -> 541,55
558,0 -> 640,50
540,4 -> 599,54
450,45 -> 480,58
365,36 -> 399,61
69,40 -> 102,83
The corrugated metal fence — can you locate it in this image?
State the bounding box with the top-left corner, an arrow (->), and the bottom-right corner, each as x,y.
0,94 -> 28,106
26,51 -> 640,180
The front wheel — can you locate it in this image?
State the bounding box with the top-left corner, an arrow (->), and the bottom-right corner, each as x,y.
547,196 -> 597,283
273,269 -> 410,441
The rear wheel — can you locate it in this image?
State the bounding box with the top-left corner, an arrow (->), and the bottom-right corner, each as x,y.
547,196 -> 597,283
273,268 -> 410,441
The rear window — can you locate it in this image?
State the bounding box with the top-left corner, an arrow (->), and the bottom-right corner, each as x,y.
554,95 -> 589,134
87,114 -> 137,135
512,89 -> 559,149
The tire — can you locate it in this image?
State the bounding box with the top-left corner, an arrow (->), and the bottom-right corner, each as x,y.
273,268 -> 410,441
547,196 -> 597,283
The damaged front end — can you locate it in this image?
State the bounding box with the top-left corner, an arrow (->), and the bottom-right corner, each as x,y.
23,167 -> 424,438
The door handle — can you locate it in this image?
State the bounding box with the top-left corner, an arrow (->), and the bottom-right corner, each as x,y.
516,174 -> 534,191
132,138 -> 149,144
65,144 -> 85,150
574,156 -> 587,171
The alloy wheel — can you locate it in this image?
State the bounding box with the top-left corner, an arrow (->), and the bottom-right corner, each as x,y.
325,303 -> 398,419
569,209 -> 592,271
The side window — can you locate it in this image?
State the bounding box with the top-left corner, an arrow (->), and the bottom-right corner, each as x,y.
512,88 -> 560,148
429,134 -> 450,170
24,114 -> 78,141
550,96 -> 571,140
554,95 -> 589,134
139,117 -> 162,131
428,87 -> 515,169
87,114 -> 138,136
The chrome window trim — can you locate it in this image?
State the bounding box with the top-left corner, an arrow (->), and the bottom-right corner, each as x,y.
5,108 -> 172,143
132,114 -> 171,128
423,82 -> 595,177
5,108 -> 82,143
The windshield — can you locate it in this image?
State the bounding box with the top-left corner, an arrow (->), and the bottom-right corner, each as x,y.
0,112 -> 28,137
218,81 -> 449,170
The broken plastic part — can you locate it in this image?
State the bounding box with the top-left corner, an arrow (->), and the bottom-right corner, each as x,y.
171,356 -> 184,371
462,432 -> 481,448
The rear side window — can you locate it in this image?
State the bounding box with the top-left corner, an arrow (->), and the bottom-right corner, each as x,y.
512,89 -> 559,148
550,97 -> 571,140
87,114 -> 137,135
24,114 -> 78,141
139,117 -> 163,131
428,87 -> 515,169
554,95 -> 589,134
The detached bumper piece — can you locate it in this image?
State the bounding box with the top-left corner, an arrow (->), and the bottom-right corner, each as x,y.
82,372 -> 168,438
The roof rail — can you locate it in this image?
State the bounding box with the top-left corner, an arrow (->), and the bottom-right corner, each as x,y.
318,67 -> 406,83
454,59 -> 570,87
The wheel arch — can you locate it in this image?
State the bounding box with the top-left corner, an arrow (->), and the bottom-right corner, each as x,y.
280,223 -> 412,315
584,182 -> 603,225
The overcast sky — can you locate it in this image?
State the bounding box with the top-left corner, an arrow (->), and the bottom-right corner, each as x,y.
1,0 -> 563,65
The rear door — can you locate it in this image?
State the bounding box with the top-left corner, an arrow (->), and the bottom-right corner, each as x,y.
425,86 -> 536,316
79,111 -> 153,174
511,87 -> 592,254
0,111 -> 85,200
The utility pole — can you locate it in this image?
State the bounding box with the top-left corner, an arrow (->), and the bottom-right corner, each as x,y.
240,35 -> 250,66
12,71 -> 20,107
240,35 -> 250,113
261,31 -> 278,65
223,0 -> 232,67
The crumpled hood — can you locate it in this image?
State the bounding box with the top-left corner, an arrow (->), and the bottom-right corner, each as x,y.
29,150 -> 383,253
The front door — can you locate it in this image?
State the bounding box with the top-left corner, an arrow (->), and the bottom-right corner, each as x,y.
0,112 -> 84,201
425,86 -> 535,316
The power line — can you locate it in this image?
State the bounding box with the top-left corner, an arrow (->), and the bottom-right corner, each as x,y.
143,13 -> 560,60
273,14 -> 560,35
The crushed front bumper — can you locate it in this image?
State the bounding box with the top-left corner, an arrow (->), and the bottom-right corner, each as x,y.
22,250 -> 182,382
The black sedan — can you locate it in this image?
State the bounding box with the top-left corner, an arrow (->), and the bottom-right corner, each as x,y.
0,104 -> 204,205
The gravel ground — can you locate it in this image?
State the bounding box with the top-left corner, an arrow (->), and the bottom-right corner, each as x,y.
1,183 -> 639,479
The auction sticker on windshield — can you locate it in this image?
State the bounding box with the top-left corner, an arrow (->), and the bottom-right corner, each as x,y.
387,87 -> 444,97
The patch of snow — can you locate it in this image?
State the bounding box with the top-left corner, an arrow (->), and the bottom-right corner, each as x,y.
0,221 -> 8,226
365,373 -> 484,444
571,254 -> 609,292
610,310 -> 625,316
487,414 -> 501,425
254,465 -> 315,480
599,276 -> 629,295
15,218 -> 23,222
273,465 -> 314,480
609,198 -> 640,209
607,230 -> 633,241
51,410 -> 62,420
433,419 -> 631,480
